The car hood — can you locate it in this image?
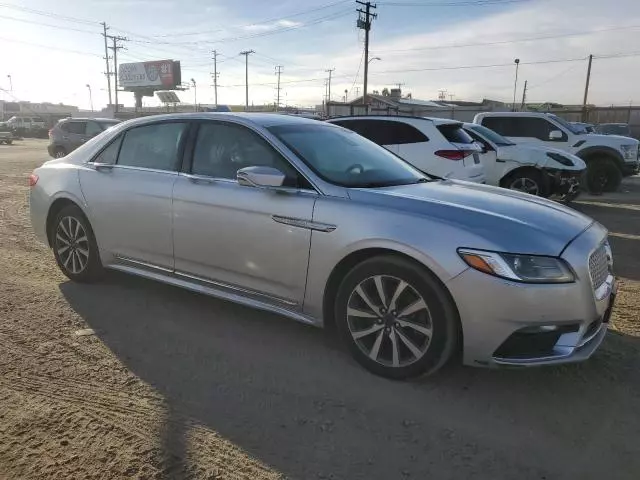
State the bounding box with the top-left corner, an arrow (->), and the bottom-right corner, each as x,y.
497,144 -> 586,170
348,180 -> 594,255
581,133 -> 639,145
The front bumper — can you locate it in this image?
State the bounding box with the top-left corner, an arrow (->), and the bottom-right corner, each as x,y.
448,223 -> 614,368
546,168 -> 584,199
622,160 -> 639,175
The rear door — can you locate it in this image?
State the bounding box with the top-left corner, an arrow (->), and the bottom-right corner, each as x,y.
59,120 -> 88,151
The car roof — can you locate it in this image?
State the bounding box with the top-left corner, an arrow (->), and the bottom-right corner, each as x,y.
328,115 -> 461,126
114,112 -> 321,129
61,117 -> 120,122
475,111 -> 554,118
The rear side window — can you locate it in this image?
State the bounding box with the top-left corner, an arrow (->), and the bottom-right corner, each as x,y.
93,135 -> 123,165
437,124 -> 474,144
117,122 -> 188,171
334,119 -> 428,145
61,121 -> 86,135
85,122 -> 104,137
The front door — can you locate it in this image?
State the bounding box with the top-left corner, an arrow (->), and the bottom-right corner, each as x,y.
78,121 -> 189,269
172,120 -> 316,306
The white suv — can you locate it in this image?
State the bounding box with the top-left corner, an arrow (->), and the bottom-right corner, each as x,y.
328,116 -> 486,183
474,112 -> 640,192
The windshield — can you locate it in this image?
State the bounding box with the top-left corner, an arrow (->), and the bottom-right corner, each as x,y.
268,123 -> 427,188
548,114 -> 582,135
467,124 -> 515,146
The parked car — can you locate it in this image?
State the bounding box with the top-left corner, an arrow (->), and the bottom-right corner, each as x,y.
595,123 -> 632,137
30,113 -> 615,379
48,118 -> 121,158
327,116 -> 486,183
5,115 -> 47,138
474,112 -> 640,192
0,131 -> 14,145
463,123 -> 585,200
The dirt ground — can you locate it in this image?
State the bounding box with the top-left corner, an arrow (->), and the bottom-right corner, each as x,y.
0,139 -> 639,480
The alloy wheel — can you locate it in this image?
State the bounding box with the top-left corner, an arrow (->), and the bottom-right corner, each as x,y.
509,177 -> 540,195
55,216 -> 90,275
346,275 -> 433,368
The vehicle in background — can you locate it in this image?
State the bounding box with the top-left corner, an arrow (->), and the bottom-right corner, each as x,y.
327,116 -> 486,184
0,131 -> 14,145
571,122 -> 595,134
595,123 -> 632,137
5,116 -> 47,138
48,118 -> 121,158
29,113 -> 615,379
463,123 -> 585,201
474,112 -> 640,192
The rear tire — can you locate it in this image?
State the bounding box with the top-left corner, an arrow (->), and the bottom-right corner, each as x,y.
586,158 -> 622,193
52,205 -> 103,283
334,255 -> 459,379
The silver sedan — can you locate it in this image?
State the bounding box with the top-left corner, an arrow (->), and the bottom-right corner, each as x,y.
29,113 -> 616,379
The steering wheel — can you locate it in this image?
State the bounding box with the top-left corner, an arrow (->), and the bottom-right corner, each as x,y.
346,164 -> 364,175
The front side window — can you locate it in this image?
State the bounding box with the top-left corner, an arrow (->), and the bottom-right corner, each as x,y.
191,122 -> 302,186
268,123 -> 426,188
467,124 -> 515,146
85,122 -> 104,137
118,122 -> 187,171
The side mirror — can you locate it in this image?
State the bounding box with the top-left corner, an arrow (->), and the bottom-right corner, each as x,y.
237,166 -> 286,188
549,130 -> 563,141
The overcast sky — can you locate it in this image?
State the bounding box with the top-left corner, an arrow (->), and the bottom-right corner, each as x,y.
1,0 -> 639,110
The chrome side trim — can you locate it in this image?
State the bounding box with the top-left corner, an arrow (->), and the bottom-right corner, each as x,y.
106,264 -> 320,327
272,215 -> 336,232
114,255 -> 174,273
113,254 -> 298,307
174,270 -> 298,307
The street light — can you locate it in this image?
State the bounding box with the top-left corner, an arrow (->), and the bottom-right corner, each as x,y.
512,58 -> 520,112
86,84 -> 94,112
368,56 -> 381,64
191,78 -> 197,112
6,74 -> 12,91
344,89 -> 348,103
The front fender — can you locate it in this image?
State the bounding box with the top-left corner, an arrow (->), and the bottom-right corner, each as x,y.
576,146 -> 624,165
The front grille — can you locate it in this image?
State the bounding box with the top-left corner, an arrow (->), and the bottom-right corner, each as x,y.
589,244 -> 609,288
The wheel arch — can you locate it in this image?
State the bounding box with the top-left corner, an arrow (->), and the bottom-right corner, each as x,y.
45,196 -> 88,247
576,146 -> 624,167
499,166 -> 550,194
321,247 -> 462,348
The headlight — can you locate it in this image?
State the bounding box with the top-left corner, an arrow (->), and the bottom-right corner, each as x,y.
620,144 -> 637,160
458,249 -> 575,283
546,152 -> 574,167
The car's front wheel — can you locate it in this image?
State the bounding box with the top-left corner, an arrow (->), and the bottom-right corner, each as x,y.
335,255 -> 459,379
586,158 -> 622,193
52,205 -> 103,282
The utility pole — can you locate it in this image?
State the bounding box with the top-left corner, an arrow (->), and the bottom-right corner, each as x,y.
275,65 -> 283,111
101,22 -> 112,107
582,54 -> 593,122
356,1 -> 377,106
395,82 -> 405,91
107,34 -> 127,114
520,80 -> 528,111
512,58 -> 520,112
211,50 -> 219,108
354,86 -> 360,98
325,68 -> 335,103
239,50 -> 254,111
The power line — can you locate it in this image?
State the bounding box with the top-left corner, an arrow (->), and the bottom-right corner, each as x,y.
349,47 -> 365,96
0,35 -> 102,57
372,24 -> 640,54
379,0 -> 528,6
0,13 -> 98,34
0,2 -> 97,25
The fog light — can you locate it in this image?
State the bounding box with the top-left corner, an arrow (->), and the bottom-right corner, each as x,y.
520,325 -> 559,333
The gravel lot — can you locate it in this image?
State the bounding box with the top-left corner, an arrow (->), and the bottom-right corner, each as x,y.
1,139 -> 639,480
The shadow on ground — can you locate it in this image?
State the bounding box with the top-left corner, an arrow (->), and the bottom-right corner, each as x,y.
60,272 -> 640,480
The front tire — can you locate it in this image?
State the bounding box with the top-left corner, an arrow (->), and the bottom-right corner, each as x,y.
586,158 -> 622,193
502,169 -> 548,197
334,256 -> 459,379
52,205 -> 103,283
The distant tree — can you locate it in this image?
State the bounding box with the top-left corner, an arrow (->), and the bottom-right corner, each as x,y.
382,88 -> 390,96
372,90 -> 379,95
406,93 -> 412,99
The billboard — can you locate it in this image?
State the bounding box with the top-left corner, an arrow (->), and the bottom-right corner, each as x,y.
118,60 -> 181,90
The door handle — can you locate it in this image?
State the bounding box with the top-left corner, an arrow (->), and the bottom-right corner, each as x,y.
184,174 -> 214,184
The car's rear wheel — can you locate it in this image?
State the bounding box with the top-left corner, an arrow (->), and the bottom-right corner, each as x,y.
53,147 -> 66,158
52,205 -> 103,283
335,255 -> 458,379
586,158 -> 622,193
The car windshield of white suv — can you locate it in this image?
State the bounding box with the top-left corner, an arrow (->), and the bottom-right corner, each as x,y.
468,124 -> 515,146
268,123 -> 428,188
549,114 -> 583,135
